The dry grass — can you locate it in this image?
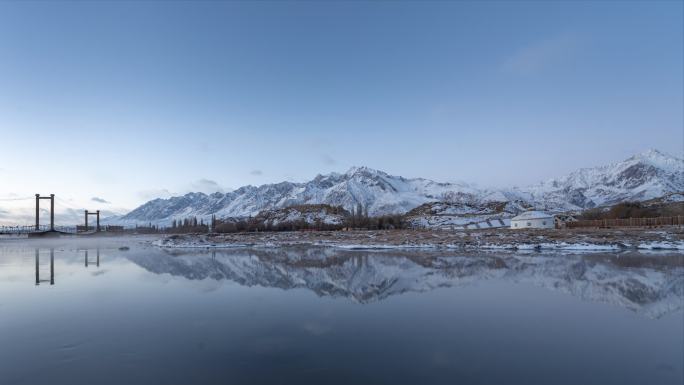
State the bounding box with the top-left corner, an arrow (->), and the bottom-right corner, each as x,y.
166,227 -> 684,249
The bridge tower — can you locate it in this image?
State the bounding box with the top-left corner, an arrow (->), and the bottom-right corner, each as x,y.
35,194 -> 55,231
84,210 -> 101,232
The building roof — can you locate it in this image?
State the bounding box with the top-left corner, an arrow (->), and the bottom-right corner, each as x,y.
511,210 -> 554,221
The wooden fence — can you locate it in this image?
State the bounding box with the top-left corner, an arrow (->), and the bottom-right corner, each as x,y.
566,216 -> 684,229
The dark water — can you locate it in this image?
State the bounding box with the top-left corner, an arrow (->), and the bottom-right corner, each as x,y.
1,237 -> 683,385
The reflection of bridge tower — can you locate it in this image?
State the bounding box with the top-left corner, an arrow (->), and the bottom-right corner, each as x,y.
34,248 -> 55,285
84,210 -> 101,232
84,249 -> 100,267
352,255 -> 368,268
35,194 -> 55,231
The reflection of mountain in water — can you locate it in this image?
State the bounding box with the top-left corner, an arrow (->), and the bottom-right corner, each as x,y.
126,248 -> 684,318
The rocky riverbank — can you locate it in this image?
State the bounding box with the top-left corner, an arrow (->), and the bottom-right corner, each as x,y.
153,228 -> 684,251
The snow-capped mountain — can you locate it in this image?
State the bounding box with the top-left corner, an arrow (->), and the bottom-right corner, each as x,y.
113,149 -> 683,225
113,166 -> 480,225
509,149 -> 684,210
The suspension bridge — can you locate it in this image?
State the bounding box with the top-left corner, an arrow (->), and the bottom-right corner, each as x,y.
0,194 -> 106,237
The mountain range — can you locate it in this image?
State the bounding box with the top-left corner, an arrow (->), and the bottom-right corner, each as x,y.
111,149 -> 683,226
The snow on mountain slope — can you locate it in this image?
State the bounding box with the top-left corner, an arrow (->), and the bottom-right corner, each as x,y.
114,166 -> 481,225
112,149 -> 683,225
518,149 -> 683,210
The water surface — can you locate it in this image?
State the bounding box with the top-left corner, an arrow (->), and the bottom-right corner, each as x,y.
0,237 -> 682,385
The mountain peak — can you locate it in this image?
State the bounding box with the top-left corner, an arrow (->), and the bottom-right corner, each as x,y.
640,148 -> 665,156
631,148 -> 665,160
183,192 -> 208,199
627,149 -> 682,172
344,166 -> 385,177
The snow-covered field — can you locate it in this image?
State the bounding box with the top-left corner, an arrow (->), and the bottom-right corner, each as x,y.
153,228 -> 684,251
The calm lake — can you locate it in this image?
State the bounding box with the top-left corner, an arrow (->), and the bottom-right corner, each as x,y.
1,237 -> 682,385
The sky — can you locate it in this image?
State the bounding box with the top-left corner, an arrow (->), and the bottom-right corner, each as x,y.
0,0 -> 682,220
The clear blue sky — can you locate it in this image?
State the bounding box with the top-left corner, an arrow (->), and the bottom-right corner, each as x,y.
0,1 -> 682,212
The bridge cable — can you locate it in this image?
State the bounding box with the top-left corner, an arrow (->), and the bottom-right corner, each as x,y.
0,196 -> 34,201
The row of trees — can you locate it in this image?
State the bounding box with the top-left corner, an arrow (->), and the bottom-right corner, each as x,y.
213,218 -> 344,233
122,223 -> 162,234
169,216 -> 210,233
345,203 -> 406,230
581,201 -> 684,220
210,215 -> 406,233
118,217 -> 214,234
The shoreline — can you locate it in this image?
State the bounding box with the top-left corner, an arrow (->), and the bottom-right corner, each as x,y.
153,228 -> 684,251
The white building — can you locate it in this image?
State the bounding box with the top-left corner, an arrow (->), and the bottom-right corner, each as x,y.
510,210 -> 555,229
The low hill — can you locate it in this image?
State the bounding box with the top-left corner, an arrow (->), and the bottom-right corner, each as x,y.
253,204 -> 349,230
404,200 -> 531,230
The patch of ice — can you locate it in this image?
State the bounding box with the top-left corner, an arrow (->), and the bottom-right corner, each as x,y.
638,241 -> 684,250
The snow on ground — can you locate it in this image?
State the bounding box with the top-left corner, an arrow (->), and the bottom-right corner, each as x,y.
638,241 -> 684,250
152,228 -> 684,252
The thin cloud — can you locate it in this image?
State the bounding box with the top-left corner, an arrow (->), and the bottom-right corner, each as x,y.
189,178 -> 225,194
250,169 -> 263,176
197,141 -> 211,152
502,33 -> 580,74
91,197 -> 110,204
321,154 -> 337,165
137,188 -> 174,201
137,181 -> 226,201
